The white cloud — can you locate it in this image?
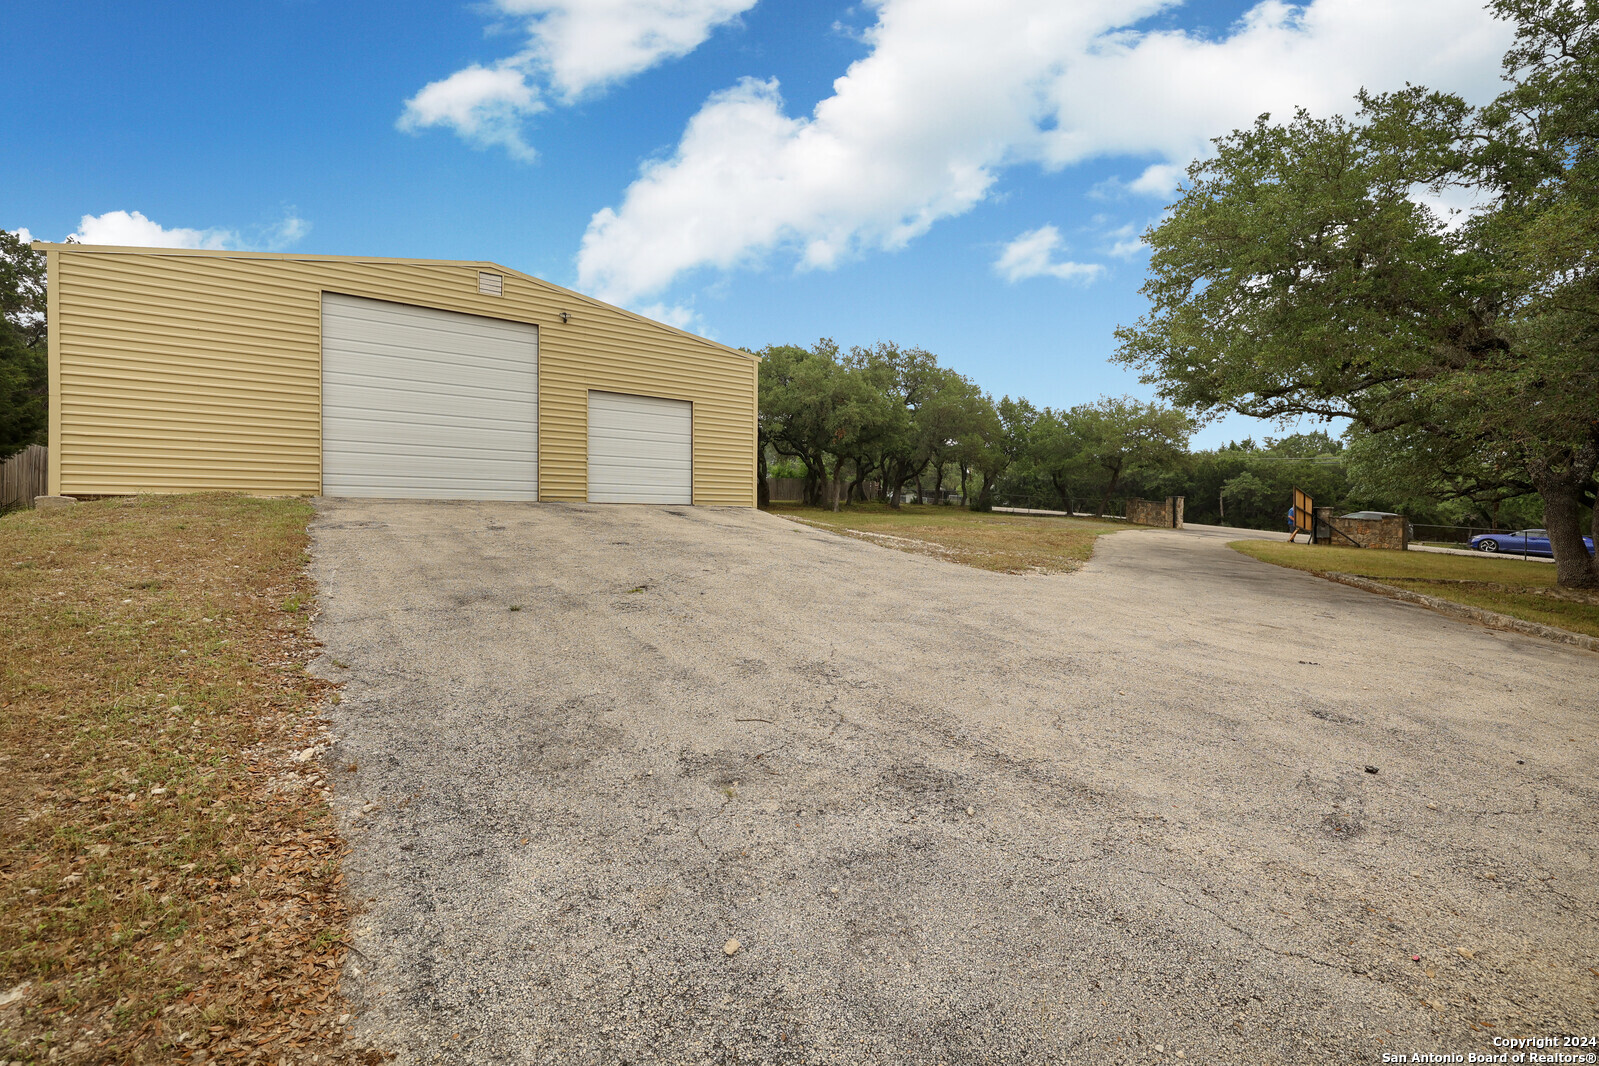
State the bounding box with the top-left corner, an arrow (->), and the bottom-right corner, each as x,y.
66,210 -> 312,252
400,0 -> 754,158
578,0 -> 1513,303
1088,163 -> 1186,202
10,228 -> 34,245
1103,223 -> 1146,259
256,211 -> 311,251
1126,163 -> 1185,198
399,64 -> 544,160
504,0 -> 757,100
994,226 -> 1103,284
1036,0 -> 1510,170
73,210 -> 236,249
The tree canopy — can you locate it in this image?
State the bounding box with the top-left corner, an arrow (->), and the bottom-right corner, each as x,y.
1113,0 -> 1599,587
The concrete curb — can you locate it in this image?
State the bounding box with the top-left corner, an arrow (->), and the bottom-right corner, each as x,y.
1322,571 -> 1599,654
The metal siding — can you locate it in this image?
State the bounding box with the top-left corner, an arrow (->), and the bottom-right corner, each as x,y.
587,392 -> 693,504
321,294 -> 538,501
48,248 -> 757,502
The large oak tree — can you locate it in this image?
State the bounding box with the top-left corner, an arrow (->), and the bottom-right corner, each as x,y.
1114,0 -> 1598,587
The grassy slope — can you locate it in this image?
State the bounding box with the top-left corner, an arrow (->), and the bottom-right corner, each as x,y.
769,502 -> 1124,574
1231,540 -> 1599,638
0,495 -> 371,1064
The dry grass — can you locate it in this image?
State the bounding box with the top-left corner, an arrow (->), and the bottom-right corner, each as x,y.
769,502 -> 1124,574
0,494 -> 375,1064
1231,540 -> 1599,638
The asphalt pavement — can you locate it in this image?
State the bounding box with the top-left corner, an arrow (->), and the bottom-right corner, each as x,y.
309,502 -> 1599,1064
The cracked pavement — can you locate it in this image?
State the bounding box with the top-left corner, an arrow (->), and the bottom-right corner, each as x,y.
308,501 -> 1599,1064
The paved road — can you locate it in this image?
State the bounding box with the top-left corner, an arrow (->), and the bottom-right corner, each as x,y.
309,503 -> 1599,1064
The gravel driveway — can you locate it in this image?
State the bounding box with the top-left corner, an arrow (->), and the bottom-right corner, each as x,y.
309,501 -> 1599,1064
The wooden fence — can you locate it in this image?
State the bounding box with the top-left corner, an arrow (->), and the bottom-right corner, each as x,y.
766,477 -> 884,504
767,477 -> 807,502
1,444 -> 47,511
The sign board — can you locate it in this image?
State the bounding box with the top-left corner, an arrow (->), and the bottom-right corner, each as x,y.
1292,488 -> 1314,540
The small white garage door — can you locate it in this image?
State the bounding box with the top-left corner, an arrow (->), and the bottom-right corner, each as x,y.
322,293 -> 538,500
587,391 -> 693,504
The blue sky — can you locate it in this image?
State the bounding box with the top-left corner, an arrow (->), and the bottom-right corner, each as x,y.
5,0 -> 1514,448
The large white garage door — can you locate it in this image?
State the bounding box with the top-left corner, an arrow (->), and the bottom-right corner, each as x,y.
321,293 -> 538,500
587,391 -> 692,504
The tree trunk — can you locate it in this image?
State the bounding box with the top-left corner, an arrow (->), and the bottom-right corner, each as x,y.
1098,464 -> 1124,518
886,469 -> 912,509
1533,473 -> 1598,588
1050,476 -> 1071,513
828,456 -> 848,513
972,473 -> 997,512
846,464 -> 869,507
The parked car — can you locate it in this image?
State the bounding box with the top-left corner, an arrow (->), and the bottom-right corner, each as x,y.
1469,529 -> 1596,556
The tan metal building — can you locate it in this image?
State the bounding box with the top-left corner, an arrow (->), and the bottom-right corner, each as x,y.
38,244 -> 758,505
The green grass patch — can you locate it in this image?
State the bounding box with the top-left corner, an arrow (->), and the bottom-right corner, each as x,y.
0,494 -> 370,1063
769,501 -> 1124,574
1230,540 -> 1599,638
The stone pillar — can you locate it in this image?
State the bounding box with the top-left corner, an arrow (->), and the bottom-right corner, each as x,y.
1313,506 -> 1335,545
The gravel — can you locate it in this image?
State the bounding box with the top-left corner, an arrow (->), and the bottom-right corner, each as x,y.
309,500 -> 1599,1064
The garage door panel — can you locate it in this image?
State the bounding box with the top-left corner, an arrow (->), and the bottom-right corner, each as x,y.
589,453 -> 691,475
317,474 -> 530,500
322,293 -> 538,501
588,392 -> 692,505
322,387 -> 536,424
329,456 -> 535,482
321,437 -> 538,463
321,342 -> 536,379
324,298 -> 537,342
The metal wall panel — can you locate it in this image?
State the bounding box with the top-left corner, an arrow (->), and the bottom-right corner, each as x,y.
321,294 -> 538,500
587,392 -> 692,504
45,246 -> 758,504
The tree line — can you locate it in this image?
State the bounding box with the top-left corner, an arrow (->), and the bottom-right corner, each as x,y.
754,335 -> 1552,532
754,339 -> 1193,514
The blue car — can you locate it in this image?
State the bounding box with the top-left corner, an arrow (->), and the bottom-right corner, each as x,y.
1469,528 -> 1596,556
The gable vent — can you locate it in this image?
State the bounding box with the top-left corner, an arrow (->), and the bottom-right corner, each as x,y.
478,271 -> 504,296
